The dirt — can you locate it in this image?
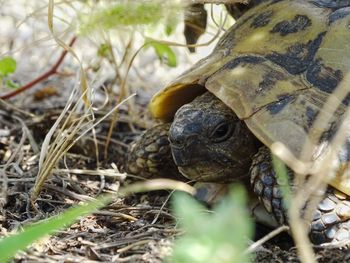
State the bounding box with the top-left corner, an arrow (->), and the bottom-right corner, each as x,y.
1,99 -> 350,262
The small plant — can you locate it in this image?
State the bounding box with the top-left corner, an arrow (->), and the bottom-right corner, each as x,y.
0,56 -> 18,89
170,185 -> 253,263
145,38 -> 177,67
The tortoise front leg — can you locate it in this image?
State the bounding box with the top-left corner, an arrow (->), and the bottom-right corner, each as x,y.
126,123 -> 184,180
250,147 -> 350,245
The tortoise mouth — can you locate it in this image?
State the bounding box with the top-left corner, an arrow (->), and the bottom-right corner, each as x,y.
178,166 -> 246,183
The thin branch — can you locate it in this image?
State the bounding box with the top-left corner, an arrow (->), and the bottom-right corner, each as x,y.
245,225 -> 290,254
0,36 -> 77,100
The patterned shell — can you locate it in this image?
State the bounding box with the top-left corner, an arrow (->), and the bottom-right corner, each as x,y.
149,1 -> 350,192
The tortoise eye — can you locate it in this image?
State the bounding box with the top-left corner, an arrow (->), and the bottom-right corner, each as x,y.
211,122 -> 233,142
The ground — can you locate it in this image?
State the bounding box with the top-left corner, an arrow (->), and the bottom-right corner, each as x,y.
2,86 -> 350,262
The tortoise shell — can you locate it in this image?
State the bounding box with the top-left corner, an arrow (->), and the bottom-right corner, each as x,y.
149,0 -> 350,194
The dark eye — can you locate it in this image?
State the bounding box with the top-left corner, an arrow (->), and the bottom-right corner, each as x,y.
211,122 -> 233,142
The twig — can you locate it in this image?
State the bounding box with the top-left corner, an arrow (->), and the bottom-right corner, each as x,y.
117,239 -> 152,253
151,190 -> 175,224
245,225 -> 290,254
0,37 -> 77,100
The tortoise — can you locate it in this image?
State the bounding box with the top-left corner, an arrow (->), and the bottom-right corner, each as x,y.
126,0 -> 350,244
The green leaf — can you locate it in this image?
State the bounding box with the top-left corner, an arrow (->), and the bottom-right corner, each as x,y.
170,186 -> 253,263
164,15 -> 178,36
0,194 -> 113,263
5,79 -> 19,89
145,38 -> 177,67
0,57 -> 16,77
97,43 -> 110,58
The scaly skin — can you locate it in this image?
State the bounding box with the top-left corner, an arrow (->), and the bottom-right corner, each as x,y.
126,123 -> 183,180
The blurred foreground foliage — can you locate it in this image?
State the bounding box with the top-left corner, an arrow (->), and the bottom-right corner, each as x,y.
78,0 -> 182,36
170,186 -> 253,263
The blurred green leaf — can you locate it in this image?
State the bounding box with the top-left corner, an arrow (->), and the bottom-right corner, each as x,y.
0,57 -> 16,77
145,38 -> 177,67
170,186 -> 253,263
5,79 -> 19,89
79,1 -> 182,35
165,15 -> 178,36
97,43 -> 110,58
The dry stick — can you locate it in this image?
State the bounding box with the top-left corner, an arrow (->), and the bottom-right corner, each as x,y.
0,37 -> 77,100
0,126 -> 28,206
292,74 -> 350,212
245,225 -> 290,254
151,190 -> 175,225
291,73 -> 350,263
52,168 -> 126,179
0,100 -> 36,118
117,240 -> 152,254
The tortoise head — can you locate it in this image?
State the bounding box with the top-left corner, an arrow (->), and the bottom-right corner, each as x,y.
169,92 -> 259,182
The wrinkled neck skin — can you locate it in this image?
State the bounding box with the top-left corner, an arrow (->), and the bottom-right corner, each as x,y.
169,91 -> 260,183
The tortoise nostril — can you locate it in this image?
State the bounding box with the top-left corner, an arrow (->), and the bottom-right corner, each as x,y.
169,125 -> 188,148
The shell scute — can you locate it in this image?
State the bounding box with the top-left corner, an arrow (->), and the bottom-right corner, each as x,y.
149,0 -> 350,193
